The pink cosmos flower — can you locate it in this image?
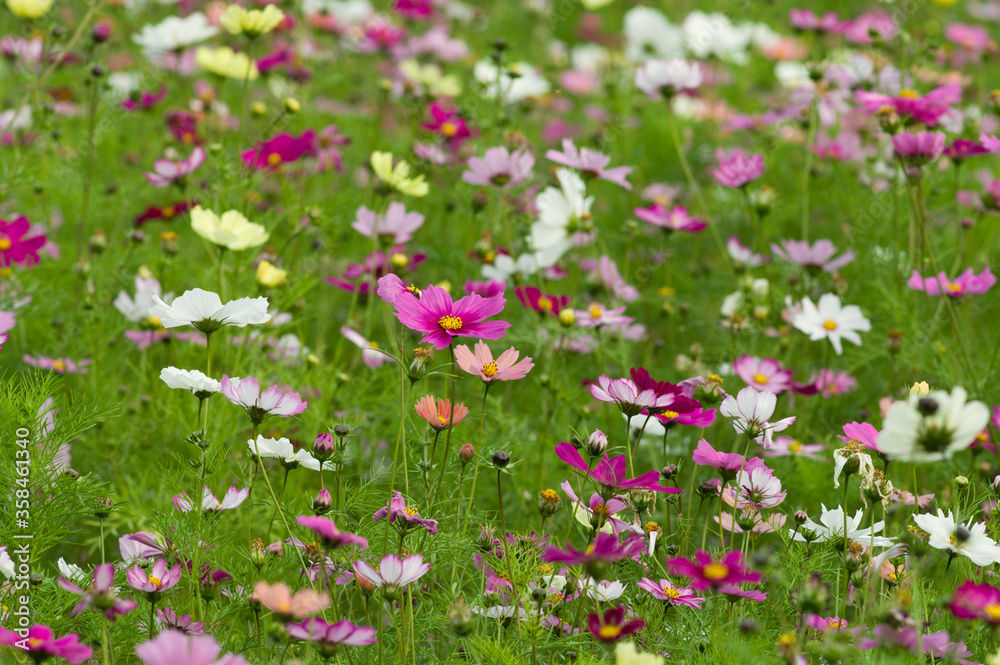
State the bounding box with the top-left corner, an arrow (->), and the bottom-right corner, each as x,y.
377,274 -> 510,349
135,630 -> 249,665
691,438 -> 765,479
352,202 -> 424,245
806,615 -> 848,633
724,465 -> 786,509
587,606 -> 644,642
554,442 -> 678,494
907,268 -> 995,297
373,490 -> 439,534
637,578 -> 705,608
855,83 -> 960,127
0,625 -> 92,664
242,131 -> 318,170
545,138 -> 632,190
945,139 -> 988,161
589,373 -> 694,418
423,102 -> 470,143
173,487 -> 249,513
297,516 -> 368,550
634,58 -> 702,97
286,618 -> 376,647
542,532 -> 645,568
465,280 -> 506,298
858,626 -> 975,664
666,550 -> 763,590
455,341 -> 533,382
462,146 -> 534,187
145,146 -> 206,188
719,387 -> 796,448
515,286 -> 569,316
340,326 -> 391,368
23,356 -> 90,374
126,558 -> 183,598
59,563 -> 137,621
764,437 -> 826,461
414,395 -> 468,430
950,580 -> 1000,625
156,608 -> 204,635
221,375 -> 307,424
0,216 -> 47,267
892,130 -> 946,163
591,255 -> 639,302
727,235 -> 767,269
718,584 -> 767,602
121,86 -> 168,111
352,553 -> 430,590
840,11 -> 899,44
316,125 -> 349,172
810,369 -> 857,397
574,302 -> 633,328
393,0 -> 432,19
634,205 -> 705,233
837,421 -> 882,453
946,23 -> 992,53
254,582 -> 330,619
712,151 -> 764,188
771,239 -> 855,273
733,355 -> 793,393
559,481 -> 637,536
790,9 -> 844,31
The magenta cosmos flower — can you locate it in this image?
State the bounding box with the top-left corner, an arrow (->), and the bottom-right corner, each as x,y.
691,439 -> 765,480
712,151 -> 764,188
638,578 -> 705,608
0,216 -> 46,267
145,146 -> 206,188
59,563 -> 137,621
461,146 -> 534,187
546,138 -> 632,190
127,558 -> 183,600
423,102 -> 470,143
589,373 -> 693,418
352,202 -> 424,245
121,86 -> 167,111
156,607 -> 204,635
352,553 -> 431,592
242,131 -> 318,170
221,376 -> 307,424
297,516 -> 368,550
23,356 -> 90,374
542,532 -> 645,568
587,606 -> 644,642
837,421 -> 882,453
373,490 -> 439,534
377,274 -> 510,350
286,618 -> 376,649
667,550 -> 763,590
560,481 -> 636,535
908,268 -> 995,297
515,285 -> 569,316
555,442 -> 678,494
455,341 -> 533,382
634,204 -> 705,233
771,238 -> 855,273
732,355 -> 794,394
0,625 -> 92,664
136,630 -> 249,665
950,580 -> 1000,625
892,130 -> 945,164
855,82 -> 960,127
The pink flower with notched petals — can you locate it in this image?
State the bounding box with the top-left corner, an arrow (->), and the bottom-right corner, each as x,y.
462,146 -> 534,187
892,130 -> 946,163
135,630 -> 250,665
297,516 -> 368,550
810,369 -> 857,397
554,442 -> 678,494
560,481 -> 637,536
377,274 -> 510,349
837,421 -> 882,453
543,532 -> 645,568
667,550 -> 762,590
126,558 -> 182,598
587,606 -> 644,643
353,553 -> 430,590
907,268 -> 995,297
855,83 -> 959,127
733,355 -> 793,393
286,618 -> 376,647
23,356 -> 90,374
351,202 -> 424,245
771,238 -> 854,273
0,625 -> 92,664
145,146 -> 206,188
59,563 -> 137,621
173,487 -> 249,513
764,437 -> 827,461
374,490 -> 439,534
455,341 -> 533,382
546,138 -> 632,190
634,205 -> 705,233
242,131 -> 317,170
712,151 -> 764,188
221,375 -> 307,423
727,235 -> 767,269
691,438 -> 765,478
637,578 -> 705,608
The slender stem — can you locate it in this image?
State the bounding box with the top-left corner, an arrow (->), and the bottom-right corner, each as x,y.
101,616 -> 113,665
461,384 -> 490,535
801,100 -> 818,241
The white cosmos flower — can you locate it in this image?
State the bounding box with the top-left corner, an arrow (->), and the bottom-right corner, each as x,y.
623,6 -> 684,62
529,168 -> 594,269
913,510 -> 1000,566
148,288 -> 270,333
114,275 -> 168,323
634,59 -> 702,97
159,367 -> 221,397
791,504 -> 895,548
877,386 -> 989,462
57,558 -> 88,584
789,293 -> 871,356
0,547 -> 14,579
682,11 -> 754,64
473,60 -> 550,103
832,443 -> 875,489
248,435 -> 333,472
719,386 -> 795,449
583,578 -> 626,602
481,252 -> 541,283
132,13 -> 219,58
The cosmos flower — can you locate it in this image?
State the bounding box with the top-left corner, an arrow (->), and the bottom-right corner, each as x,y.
59,563 -> 137,621
0,625 -> 92,664
529,168 -> 594,269
145,147 -> 206,188
555,442 -> 676,494
546,138 -> 632,190
0,216 -> 46,267
712,152 -> 764,188
788,293 -> 871,355
414,395 -> 468,431
542,532 -> 646,568
159,367 -> 220,397
771,239 -> 855,273
587,606 -> 644,643
515,286 -> 569,316
373,491 -> 439,534
155,608 -> 204,635
248,436 -> 332,472
732,356 -> 793,394
634,58 -> 702,97
461,146 -> 534,187
371,151 -> 428,197
589,374 -> 694,418
173,487 -> 248,513
23,356 -> 90,374
727,235 -> 767,269
855,83 -> 960,127
719,387 -> 795,449
352,202 -> 424,245
285,618 -> 376,648
667,550 -> 762,590
126,559 -> 182,599
422,103 -> 470,143
913,510 -> 1000,566
352,553 -> 431,591
950,580 -> 1000,625
135,630 -> 249,665
637,578 -> 705,608
149,289 -> 270,333
242,131 -> 318,171
254,582 -> 329,620
690,438 -> 764,478
877,386 -> 989,462
220,4 -> 285,37
892,130 -> 946,164
559,481 -> 637,536
454,341 -> 533,383
195,46 -> 258,80
132,13 -> 219,58
340,326 -> 391,368
764,437 -> 826,461
634,205 -> 705,233
907,268 -> 995,297
790,505 -> 895,548
298,516 -> 368,550
191,207 -> 269,251
222,376 -> 307,423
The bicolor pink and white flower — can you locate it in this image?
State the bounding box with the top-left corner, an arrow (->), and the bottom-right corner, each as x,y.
145,146 -> 206,188
221,376 -> 307,423
352,553 -> 430,591
719,387 -> 795,449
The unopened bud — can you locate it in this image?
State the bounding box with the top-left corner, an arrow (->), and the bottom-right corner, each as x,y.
313,489 -> 332,514
250,539 -> 267,569
492,451 -> 510,469
355,574 -> 377,595
794,510 -> 809,525
313,433 -> 335,460
92,22 -> 110,43
333,424 -> 350,437
459,443 -> 475,465
955,475 -> 970,489
587,430 -> 607,457
660,464 -> 678,481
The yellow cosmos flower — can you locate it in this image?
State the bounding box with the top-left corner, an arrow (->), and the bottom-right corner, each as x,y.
196,46 -> 259,80
5,0 -> 52,18
220,4 -> 285,38
370,151 -> 428,197
191,206 -> 269,251
399,59 -> 462,98
256,260 -> 287,287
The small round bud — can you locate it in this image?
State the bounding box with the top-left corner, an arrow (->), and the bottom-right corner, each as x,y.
459,443 -> 475,465
587,429 -> 608,457
697,480 -> 721,498
661,464 -> 678,481
794,510 -> 809,525
558,308 -> 576,326
991,475 -> 1000,497
955,475 -> 970,489
355,574 -> 377,595
492,451 -> 510,469
955,525 -> 971,544
92,23 -> 110,43
313,433 -> 335,460
250,539 -> 267,569
29,573 -> 44,587
313,489 -> 332,514
333,424 -> 350,437
285,97 -> 300,114
90,65 -> 104,78
917,397 -> 939,416
739,618 -> 758,634
538,489 -> 561,518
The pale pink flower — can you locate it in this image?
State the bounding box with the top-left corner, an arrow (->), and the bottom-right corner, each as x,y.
454,341 -> 533,382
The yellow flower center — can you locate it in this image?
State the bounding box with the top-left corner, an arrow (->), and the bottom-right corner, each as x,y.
147,315 -> 163,328
28,638 -> 43,647
441,121 -> 458,137
946,283 -> 962,293
549,593 -> 564,603
789,440 -> 802,452
538,564 -> 553,574
537,296 -> 553,311
703,563 -> 729,580
598,625 -> 621,639
161,231 -> 178,241
753,373 -> 768,384
662,586 -> 680,599
147,576 -> 161,588
662,410 -> 678,419
899,89 -> 918,99
985,604 -> 1000,620
279,601 -> 291,613
52,360 -> 65,371
589,304 -> 602,319
162,206 -> 176,218
540,489 -> 558,501
439,315 -> 463,330
407,284 -> 422,295
437,414 -> 448,424
369,341 -> 380,349
822,319 -> 838,331
778,632 -> 798,647
949,534 -> 958,545
0,238 -> 11,251
404,507 -> 418,516
267,153 -> 282,166
482,361 -> 498,377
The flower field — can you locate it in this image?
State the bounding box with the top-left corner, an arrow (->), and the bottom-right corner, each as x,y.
3,0 -> 1000,663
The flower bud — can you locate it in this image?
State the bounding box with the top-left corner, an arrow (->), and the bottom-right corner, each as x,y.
92,22 -> 110,43
313,433 -> 335,460
660,464 -> 678,481
697,479 -> 721,498
794,510 -> 809,525
93,496 -> 113,519
537,489 -> 561,518
955,475 -> 970,489
587,429 -> 608,457
991,475 -> 1000,497
448,597 -> 473,636
285,97 -> 300,114
916,397 -> 939,416
630,490 -> 656,514
313,489 -> 332,514
334,424 -> 350,437
476,526 -> 496,552
558,308 -> 576,326
355,574 -> 377,596
492,451 -> 510,469
459,443 -> 475,465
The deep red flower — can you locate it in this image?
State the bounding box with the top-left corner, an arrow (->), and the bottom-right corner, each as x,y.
587,606 -> 644,643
